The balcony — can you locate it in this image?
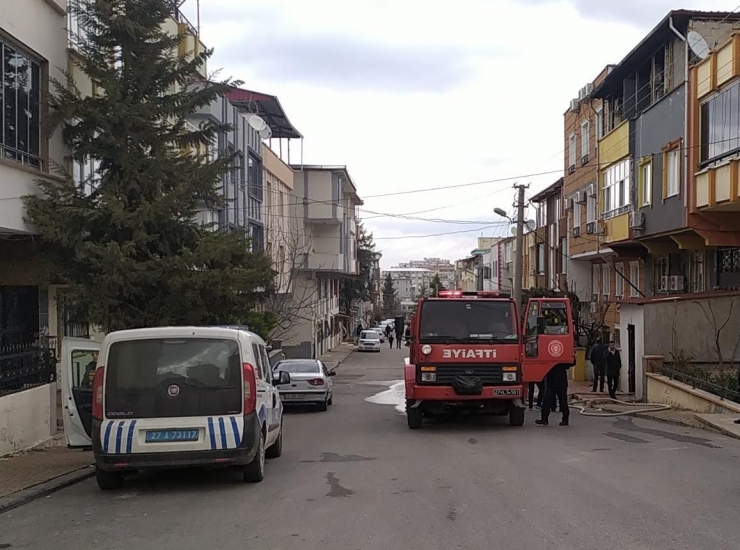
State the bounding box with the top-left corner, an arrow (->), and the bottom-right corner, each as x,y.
695,160 -> 740,212
302,253 -> 345,272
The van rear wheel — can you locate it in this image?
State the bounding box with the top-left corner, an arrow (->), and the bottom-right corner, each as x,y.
243,432 -> 266,482
266,424 -> 283,459
96,468 -> 123,490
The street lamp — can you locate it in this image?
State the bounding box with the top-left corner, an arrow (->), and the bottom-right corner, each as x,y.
493,207 -> 510,220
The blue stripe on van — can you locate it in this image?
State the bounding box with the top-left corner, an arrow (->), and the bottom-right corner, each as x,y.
115,421 -> 125,454
218,417 -> 227,450
126,420 -> 137,454
207,417 -> 216,450
103,421 -> 114,453
230,416 -> 241,447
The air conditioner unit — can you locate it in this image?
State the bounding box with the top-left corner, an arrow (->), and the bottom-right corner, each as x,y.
578,83 -> 594,100
575,191 -> 587,204
573,226 -> 581,237
670,275 -> 685,292
566,198 -> 574,211
581,154 -> 589,166
630,211 -> 645,230
586,222 -> 595,234
594,220 -> 607,235
659,276 -> 669,291
570,98 -> 580,112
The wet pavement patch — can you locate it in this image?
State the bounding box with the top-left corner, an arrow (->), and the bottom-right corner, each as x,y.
301,452 -> 376,463
604,432 -> 649,444
325,473 -> 354,498
614,418 -> 721,448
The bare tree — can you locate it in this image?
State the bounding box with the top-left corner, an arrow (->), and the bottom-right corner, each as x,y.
261,211 -> 329,344
694,296 -> 738,373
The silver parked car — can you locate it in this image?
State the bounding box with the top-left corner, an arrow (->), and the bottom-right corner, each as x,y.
273,359 -> 335,411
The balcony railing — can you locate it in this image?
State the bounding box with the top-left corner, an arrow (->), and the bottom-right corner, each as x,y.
0,331 -> 57,397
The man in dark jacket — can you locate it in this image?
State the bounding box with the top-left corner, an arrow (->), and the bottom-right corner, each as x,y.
605,340 -> 622,399
590,338 -> 607,393
535,365 -> 570,426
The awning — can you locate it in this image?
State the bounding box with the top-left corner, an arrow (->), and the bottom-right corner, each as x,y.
224,86 -> 302,139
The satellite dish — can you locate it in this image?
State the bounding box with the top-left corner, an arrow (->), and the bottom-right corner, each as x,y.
248,114 -> 267,132
688,31 -> 710,60
524,220 -> 535,231
259,126 -> 272,140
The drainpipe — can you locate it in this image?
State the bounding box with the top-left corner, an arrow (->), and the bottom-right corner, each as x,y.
668,16 -> 689,212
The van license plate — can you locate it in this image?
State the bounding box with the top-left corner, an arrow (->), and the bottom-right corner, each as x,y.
145,429 -> 199,443
493,389 -> 520,396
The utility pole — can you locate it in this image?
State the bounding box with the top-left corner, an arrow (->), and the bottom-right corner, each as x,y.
513,183 -> 529,309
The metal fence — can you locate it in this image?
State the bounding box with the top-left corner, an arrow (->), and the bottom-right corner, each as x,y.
0,331 -> 57,397
658,363 -> 740,404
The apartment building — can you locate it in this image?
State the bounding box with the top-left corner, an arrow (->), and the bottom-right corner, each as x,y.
282,165 -> 362,358
397,258 -> 456,290
530,179 -> 567,292
0,0 -> 68,455
690,32 -> 740,288
386,267 -> 435,301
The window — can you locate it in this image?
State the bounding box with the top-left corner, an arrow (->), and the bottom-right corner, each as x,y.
580,120 -> 590,160
614,327 -> 621,349
654,256 -> 669,291
664,148 -> 680,198
419,300 -> 518,342
537,244 -> 545,275
568,133 -> 576,169
595,106 -> 603,140
592,264 -> 600,298
602,264 -> 610,299
630,262 -> 640,297
586,192 -> 596,223
73,157 -> 101,196
689,252 -> 705,293
615,264 -> 624,298
602,159 -> 631,215
639,160 -> 652,206
700,79 -> 740,164
1,39 -> 41,168
573,199 -> 582,229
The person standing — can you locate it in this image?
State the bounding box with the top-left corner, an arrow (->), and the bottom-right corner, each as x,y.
528,380 -> 545,410
590,337 -> 607,393
535,365 -> 570,426
605,340 -> 622,399
388,332 -> 394,349
395,324 -> 403,349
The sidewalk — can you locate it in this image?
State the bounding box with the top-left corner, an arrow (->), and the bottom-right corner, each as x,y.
318,342 -> 355,371
0,435 -> 94,513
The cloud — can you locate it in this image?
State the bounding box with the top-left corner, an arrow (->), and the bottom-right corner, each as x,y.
520,0 -> 729,27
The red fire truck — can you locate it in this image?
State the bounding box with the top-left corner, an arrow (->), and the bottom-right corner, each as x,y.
404,290 -> 574,429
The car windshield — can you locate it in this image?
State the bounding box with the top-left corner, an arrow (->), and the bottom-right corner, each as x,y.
274,361 -> 321,374
361,331 -> 380,340
419,300 -> 518,343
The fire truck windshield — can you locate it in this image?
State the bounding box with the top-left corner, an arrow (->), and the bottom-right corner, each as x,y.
418,300 -> 518,343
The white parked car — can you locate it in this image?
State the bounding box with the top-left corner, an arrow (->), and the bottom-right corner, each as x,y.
272,359 -> 335,411
370,328 -> 385,343
358,330 -> 381,352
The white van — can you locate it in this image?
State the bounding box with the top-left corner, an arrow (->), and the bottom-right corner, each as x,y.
61,326 -> 290,490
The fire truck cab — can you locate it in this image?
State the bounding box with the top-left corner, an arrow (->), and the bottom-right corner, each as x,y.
404,290 -> 574,429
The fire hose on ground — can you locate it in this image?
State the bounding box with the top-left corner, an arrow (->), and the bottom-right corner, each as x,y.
568,397 -> 672,417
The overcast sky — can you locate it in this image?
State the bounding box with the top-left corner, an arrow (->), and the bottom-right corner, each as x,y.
182,0 -> 736,268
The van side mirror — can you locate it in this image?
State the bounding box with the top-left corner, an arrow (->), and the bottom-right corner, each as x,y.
265,344 -> 273,352
274,371 -> 291,385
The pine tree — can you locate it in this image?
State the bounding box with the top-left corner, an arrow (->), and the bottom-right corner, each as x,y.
24,0 -> 275,335
340,222 -> 378,313
429,274 -> 446,296
382,273 -> 398,318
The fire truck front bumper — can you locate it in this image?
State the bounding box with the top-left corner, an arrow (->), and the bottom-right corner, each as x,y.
406,384 -> 524,401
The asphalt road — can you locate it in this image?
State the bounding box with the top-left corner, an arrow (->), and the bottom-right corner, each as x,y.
3,347 -> 740,550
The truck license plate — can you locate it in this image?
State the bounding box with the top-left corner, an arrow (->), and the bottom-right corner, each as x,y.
493,388 -> 520,396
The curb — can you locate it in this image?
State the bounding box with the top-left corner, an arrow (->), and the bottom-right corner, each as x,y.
0,465 -> 95,515
326,346 -> 355,373
693,414 -> 740,441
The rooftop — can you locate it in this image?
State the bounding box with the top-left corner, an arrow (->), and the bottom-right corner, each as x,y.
530,178 -> 564,203
224,86 -> 302,139
385,267 -> 435,273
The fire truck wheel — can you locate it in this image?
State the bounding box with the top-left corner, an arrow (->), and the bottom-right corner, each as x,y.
509,406 -> 526,427
407,403 -> 423,429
